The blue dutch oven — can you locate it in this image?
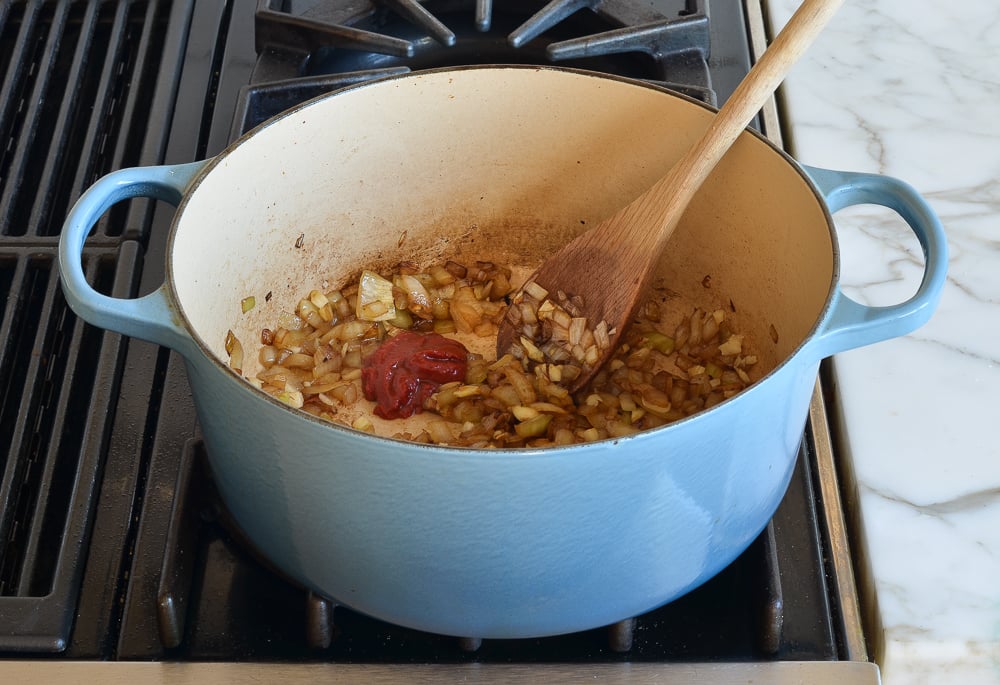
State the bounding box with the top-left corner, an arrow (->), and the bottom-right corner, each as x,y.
58,67 -> 946,638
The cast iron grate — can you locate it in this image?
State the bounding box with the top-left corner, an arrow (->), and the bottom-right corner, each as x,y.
0,0 -> 185,652
0,251 -> 115,597
0,1 -> 172,240
233,0 -> 714,137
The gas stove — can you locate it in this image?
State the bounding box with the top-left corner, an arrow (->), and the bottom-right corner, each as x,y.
0,1 -> 878,681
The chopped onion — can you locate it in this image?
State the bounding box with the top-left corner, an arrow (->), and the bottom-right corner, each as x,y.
225,330 -> 244,375
399,274 -> 433,320
276,390 -> 304,409
246,256 -> 759,448
514,414 -> 551,438
511,405 -> 539,421
357,270 -> 397,322
523,280 -> 549,300
352,416 -> 374,433
718,334 -> 744,356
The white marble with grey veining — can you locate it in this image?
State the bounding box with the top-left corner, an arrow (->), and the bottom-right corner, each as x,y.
764,0 -> 1000,683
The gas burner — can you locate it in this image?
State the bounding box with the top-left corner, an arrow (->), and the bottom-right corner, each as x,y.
235,0 -> 713,137
254,0 -> 709,73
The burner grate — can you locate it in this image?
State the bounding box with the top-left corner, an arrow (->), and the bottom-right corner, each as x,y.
245,0 -> 713,112
0,0 -> 189,653
0,2 -> 173,240
0,247 -> 126,651
253,0 -> 708,66
235,0 -> 716,143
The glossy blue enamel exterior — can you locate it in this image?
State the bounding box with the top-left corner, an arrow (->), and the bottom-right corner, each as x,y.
57,125 -> 946,641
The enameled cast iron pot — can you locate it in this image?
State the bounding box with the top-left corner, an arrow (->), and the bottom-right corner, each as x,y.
58,67 -> 946,639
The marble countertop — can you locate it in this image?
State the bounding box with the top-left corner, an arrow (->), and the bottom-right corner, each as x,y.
765,1 -> 999,683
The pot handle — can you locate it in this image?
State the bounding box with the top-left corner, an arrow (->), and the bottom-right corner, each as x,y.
58,161 -> 208,356
801,164 -> 947,360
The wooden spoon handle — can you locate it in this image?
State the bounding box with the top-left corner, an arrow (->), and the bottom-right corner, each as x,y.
623,0 -> 845,257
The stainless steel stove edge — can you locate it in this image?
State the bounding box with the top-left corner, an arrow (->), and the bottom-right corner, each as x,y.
748,0 -> 877,667
748,0 -> 873,669
0,660 -> 881,684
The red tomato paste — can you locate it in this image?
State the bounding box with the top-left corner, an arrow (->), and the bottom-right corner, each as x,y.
361,331 -> 468,419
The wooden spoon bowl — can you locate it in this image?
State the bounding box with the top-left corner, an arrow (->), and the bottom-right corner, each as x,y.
496,0 -> 844,391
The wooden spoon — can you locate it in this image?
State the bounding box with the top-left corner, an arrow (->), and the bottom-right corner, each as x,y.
497,0 -> 843,391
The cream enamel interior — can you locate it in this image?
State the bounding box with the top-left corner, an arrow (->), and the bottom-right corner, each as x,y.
169,67 -> 834,431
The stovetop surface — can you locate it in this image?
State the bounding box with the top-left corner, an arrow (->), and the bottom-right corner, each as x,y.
0,0 -> 861,668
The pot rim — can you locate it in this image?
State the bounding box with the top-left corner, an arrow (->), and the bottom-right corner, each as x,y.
164,64 -> 841,453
